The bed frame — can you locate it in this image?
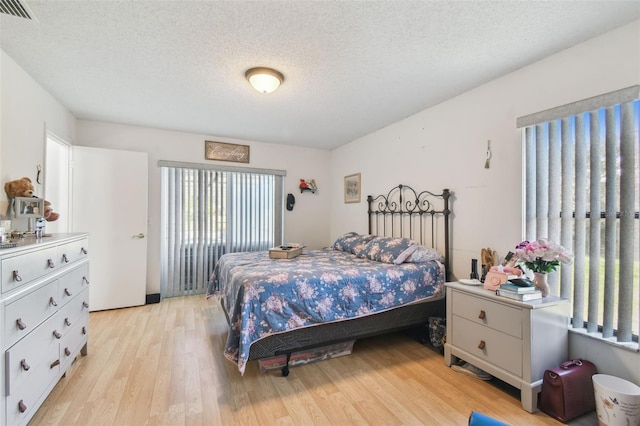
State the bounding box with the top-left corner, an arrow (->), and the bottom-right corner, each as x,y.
242,184 -> 452,375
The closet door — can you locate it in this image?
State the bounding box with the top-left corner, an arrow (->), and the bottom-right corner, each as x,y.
72,146 -> 148,311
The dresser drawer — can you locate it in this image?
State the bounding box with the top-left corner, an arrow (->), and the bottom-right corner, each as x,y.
1,246 -> 58,293
5,313 -> 60,396
57,238 -> 89,267
57,287 -> 89,338
61,314 -> 88,371
58,263 -> 90,307
452,290 -> 522,338
451,316 -> 523,377
4,279 -> 59,348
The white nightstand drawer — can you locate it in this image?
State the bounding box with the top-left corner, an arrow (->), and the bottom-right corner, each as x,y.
4,279 -> 59,348
452,290 -> 522,338
451,316 -> 523,377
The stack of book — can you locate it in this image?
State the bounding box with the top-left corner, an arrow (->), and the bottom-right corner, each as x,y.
496,282 -> 542,301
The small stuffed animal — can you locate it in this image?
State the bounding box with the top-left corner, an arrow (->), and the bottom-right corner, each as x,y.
43,200 -> 59,222
4,177 -> 35,217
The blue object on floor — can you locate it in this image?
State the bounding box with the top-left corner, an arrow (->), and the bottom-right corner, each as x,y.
468,411 -> 509,426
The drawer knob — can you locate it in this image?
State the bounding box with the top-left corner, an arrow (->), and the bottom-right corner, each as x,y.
18,400 -> 27,413
62,254 -> 69,263
65,317 -> 72,326
13,270 -> 22,282
64,288 -> 73,296
478,310 -> 486,320
50,297 -> 58,307
478,340 -> 486,350
82,326 -> 87,335
16,318 -> 27,330
83,301 -> 89,309
48,259 -> 55,269
53,330 -> 62,339
20,359 -> 30,371
83,276 -> 90,285
81,247 -> 88,255
64,347 -> 71,356
50,359 -> 60,369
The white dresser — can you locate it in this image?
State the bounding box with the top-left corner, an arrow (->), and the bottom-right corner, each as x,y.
0,233 -> 90,426
444,281 -> 569,412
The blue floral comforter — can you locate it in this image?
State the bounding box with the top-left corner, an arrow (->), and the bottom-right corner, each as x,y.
208,248 -> 444,374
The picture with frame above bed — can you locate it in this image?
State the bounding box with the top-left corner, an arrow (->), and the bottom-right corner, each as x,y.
208,184 -> 452,376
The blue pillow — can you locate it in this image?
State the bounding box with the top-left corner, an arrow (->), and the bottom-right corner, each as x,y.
357,236 -> 418,264
332,232 -> 376,255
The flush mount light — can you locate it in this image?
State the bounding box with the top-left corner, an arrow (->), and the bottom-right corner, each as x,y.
245,67 -> 284,94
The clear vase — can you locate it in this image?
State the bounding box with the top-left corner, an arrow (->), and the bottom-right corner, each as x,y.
533,272 -> 550,297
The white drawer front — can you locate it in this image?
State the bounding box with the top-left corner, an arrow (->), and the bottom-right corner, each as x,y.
57,287 -> 89,338
1,246 -> 58,293
57,238 -> 89,267
4,279 -> 59,348
451,316 -> 523,377
5,313 -> 60,396
452,291 -> 522,338
61,314 -> 88,371
58,263 -> 90,307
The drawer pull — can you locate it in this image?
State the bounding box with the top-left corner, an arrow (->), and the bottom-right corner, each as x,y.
50,359 -> 60,369
62,254 -> 69,263
64,288 -> 73,296
13,270 -> 22,282
82,326 -> 87,335
65,317 -> 72,326
81,247 -> 88,255
53,330 -> 62,339
478,340 -> 486,350
18,400 -> 27,413
64,347 -> 71,356
16,318 -> 27,330
478,310 -> 486,320
20,359 -> 30,371
83,276 -> 90,285
50,297 -> 58,307
83,301 -> 89,309
48,259 -> 55,268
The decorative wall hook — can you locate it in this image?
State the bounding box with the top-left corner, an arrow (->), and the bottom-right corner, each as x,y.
484,140 -> 491,169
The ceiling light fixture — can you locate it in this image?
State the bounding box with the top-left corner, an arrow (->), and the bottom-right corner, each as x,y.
245,67 -> 284,94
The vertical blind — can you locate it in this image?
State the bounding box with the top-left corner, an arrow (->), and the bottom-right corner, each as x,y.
517,86 -> 639,344
159,161 -> 285,298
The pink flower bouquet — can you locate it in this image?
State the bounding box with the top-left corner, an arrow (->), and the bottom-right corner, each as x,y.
515,238 -> 572,273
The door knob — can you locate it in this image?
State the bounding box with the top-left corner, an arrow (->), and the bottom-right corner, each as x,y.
132,233 -> 145,239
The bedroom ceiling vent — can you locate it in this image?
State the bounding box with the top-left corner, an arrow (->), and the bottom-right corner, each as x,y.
0,0 -> 37,21
245,67 -> 284,94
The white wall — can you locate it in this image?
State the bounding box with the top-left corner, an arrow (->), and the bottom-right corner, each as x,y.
330,20 -> 640,383
76,120 -> 331,295
0,50 -> 77,213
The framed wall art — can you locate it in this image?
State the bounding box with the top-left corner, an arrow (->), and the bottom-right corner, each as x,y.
344,173 -> 361,203
205,140 -> 250,163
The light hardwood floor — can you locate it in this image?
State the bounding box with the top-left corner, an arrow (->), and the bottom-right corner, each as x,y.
29,295 -> 582,425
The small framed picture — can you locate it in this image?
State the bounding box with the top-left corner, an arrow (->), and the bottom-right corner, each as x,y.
344,173 -> 361,203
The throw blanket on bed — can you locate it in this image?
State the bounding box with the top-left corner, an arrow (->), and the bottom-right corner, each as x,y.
209,248 -> 445,374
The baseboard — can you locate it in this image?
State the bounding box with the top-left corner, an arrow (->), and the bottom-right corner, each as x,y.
145,293 -> 161,304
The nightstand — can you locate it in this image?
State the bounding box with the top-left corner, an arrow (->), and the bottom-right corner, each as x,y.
444,281 -> 569,413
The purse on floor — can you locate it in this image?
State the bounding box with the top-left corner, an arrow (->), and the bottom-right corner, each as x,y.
539,359 -> 598,422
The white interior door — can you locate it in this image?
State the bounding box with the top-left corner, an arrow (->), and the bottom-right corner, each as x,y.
72,146 -> 148,311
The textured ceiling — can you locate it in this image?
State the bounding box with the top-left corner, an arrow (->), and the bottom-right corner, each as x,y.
1,1 -> 639,150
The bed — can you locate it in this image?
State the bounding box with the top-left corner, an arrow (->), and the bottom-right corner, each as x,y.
208,184 -> 452,375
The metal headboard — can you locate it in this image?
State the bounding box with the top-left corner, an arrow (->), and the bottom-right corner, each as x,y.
367,185 -> 452,280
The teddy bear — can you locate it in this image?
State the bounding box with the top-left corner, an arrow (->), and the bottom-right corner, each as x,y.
4,177 -> 35,217
43,200 -> 59,222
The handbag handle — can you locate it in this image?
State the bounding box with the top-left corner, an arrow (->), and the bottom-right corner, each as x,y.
560,359 -> 583,369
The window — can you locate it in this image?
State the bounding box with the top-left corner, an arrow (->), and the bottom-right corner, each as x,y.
517,86 -> 639,345
159,162 -> 285,298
